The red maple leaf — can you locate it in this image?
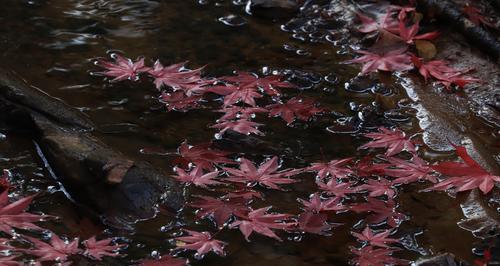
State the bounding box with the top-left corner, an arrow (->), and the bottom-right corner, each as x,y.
140,255 -> 187,266
0,191 -> 50,234
176,142 -> 234,171
463,4 -> 495,27
316,179 -> 356,198
82,236 -> 125,261
397,20 -> 439,44
211,119 -> 264,136
148,61 -> 212,95
429,145 -> 500,194
355,10 -> 399,34
344,47 -> 413,75
23,233 -> 81,262
383,156 -> 437,184
215,106 -> 268,122
350,199 -> 406,227
0,256 -> 21,266
350,246 -> 408,266
359,127 -> 416,156
355,157 -> 391,177
175,230 -> 227,257
229,207 -> 294,241
308,158 -> 354,180
266,97 -> 324,124
224,157 -> 298,190
355,178 -> 397,198
352,227 -> 399,248
297,211 -> 333,235
173,167 -> 221,188
208,84 -> 263,107
221,72 -> 295,96
411,55 -> 480,89
190,195 -> 249,226
96,54 -> 149,81
298,193 -> 345,213
160,91 -> 202,112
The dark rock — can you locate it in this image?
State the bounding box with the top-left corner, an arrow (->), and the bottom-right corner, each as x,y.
413,253 -> 468,266
245,0 -> 302,19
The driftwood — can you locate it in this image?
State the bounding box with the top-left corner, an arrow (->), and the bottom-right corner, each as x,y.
416,0 -> 500,61
0,70 -> 184,229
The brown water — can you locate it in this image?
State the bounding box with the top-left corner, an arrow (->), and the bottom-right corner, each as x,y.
0,0 -> 493,265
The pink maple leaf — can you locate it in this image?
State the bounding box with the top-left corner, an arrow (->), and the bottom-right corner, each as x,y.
359,127 -> 416,156
298,193 -> 345,213
82,236 -> 125,261
175,230 -> 227,257
229,207 -> 294,241
355,178 -> 397,198
23,233 -> 81,262
140,255 -> 187,266
173,167 -> 221,188
355,157 -> 391,177
0,256 -> 21,266
308,158 -> 354,180
297,211 -> 333,235
160,91 -> 202,112
96,54 -> 149,81
211,119 -> 264,136
266,97 -> 324,124
208,84 -> 263,107
355,10 -> 399,34
0,191 -> 50,235
316,179 -> 356,198
221,72 -> 295,96
148,60 -> 212,95
383,156 -> 437,184
344,47 -> 413,75
175,142 -> 234,171
190,195 -> 249,226
350,246 -> 408,266
350,199 -> 406,227
397,20 -> 439,44
223,157 -> 298,190
352,227 -> 399,248
429,145 -> 500,194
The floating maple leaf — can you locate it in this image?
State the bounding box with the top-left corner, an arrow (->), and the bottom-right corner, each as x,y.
175,230 -> 227,258
308,158 -> 354,180
0,256 -> 21,266
173,167 -> 221,188
0,191 -> 50,235
352,227 -> 399,248
148,60 -> 212,95
429,145 -> 500,194
83,236 -> 125,261
211,119 -> 264,136
266,97 -> 324,124
160,91 -> 202,112
298,193 -> 345,213
96,54 -> 149,81
344,47 -> 413,75
355,178 -> 397,198
355,157 -> 390,177
224,157 -> 298,190
221,72 -> 295,96
190,195 -> 249,226
350,199 -> 406,227
215,106 -> 268,122
463,4 -> 495,28
229,207 -> 294,241
359,127 -> 416,156
297,211 -> 332,235
397,20 -> 439,44
411,55 -> 480,89
23,233 -> 81,262
140,255 -> 187,266
355,10 -> 399,34
350,246 -> 408,266
208,84 -> 263,107
383,156 -> 437,184
316,179 -> 356,199
176,142 -> 234,171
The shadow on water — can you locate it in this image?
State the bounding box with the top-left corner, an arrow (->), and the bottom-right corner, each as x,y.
0,0 -> 491,265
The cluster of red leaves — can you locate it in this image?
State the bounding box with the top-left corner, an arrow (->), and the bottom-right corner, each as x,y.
0,178 -> 124,265
347,4 -> 480,90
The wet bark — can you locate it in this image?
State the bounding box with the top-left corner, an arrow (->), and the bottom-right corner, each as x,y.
0,70 -> 184,230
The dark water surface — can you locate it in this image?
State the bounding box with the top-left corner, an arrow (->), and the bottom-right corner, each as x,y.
0,0 -> 487,265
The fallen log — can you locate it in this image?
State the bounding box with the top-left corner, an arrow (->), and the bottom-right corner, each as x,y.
0,70 -> 184,230
416,0 -> 500,61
